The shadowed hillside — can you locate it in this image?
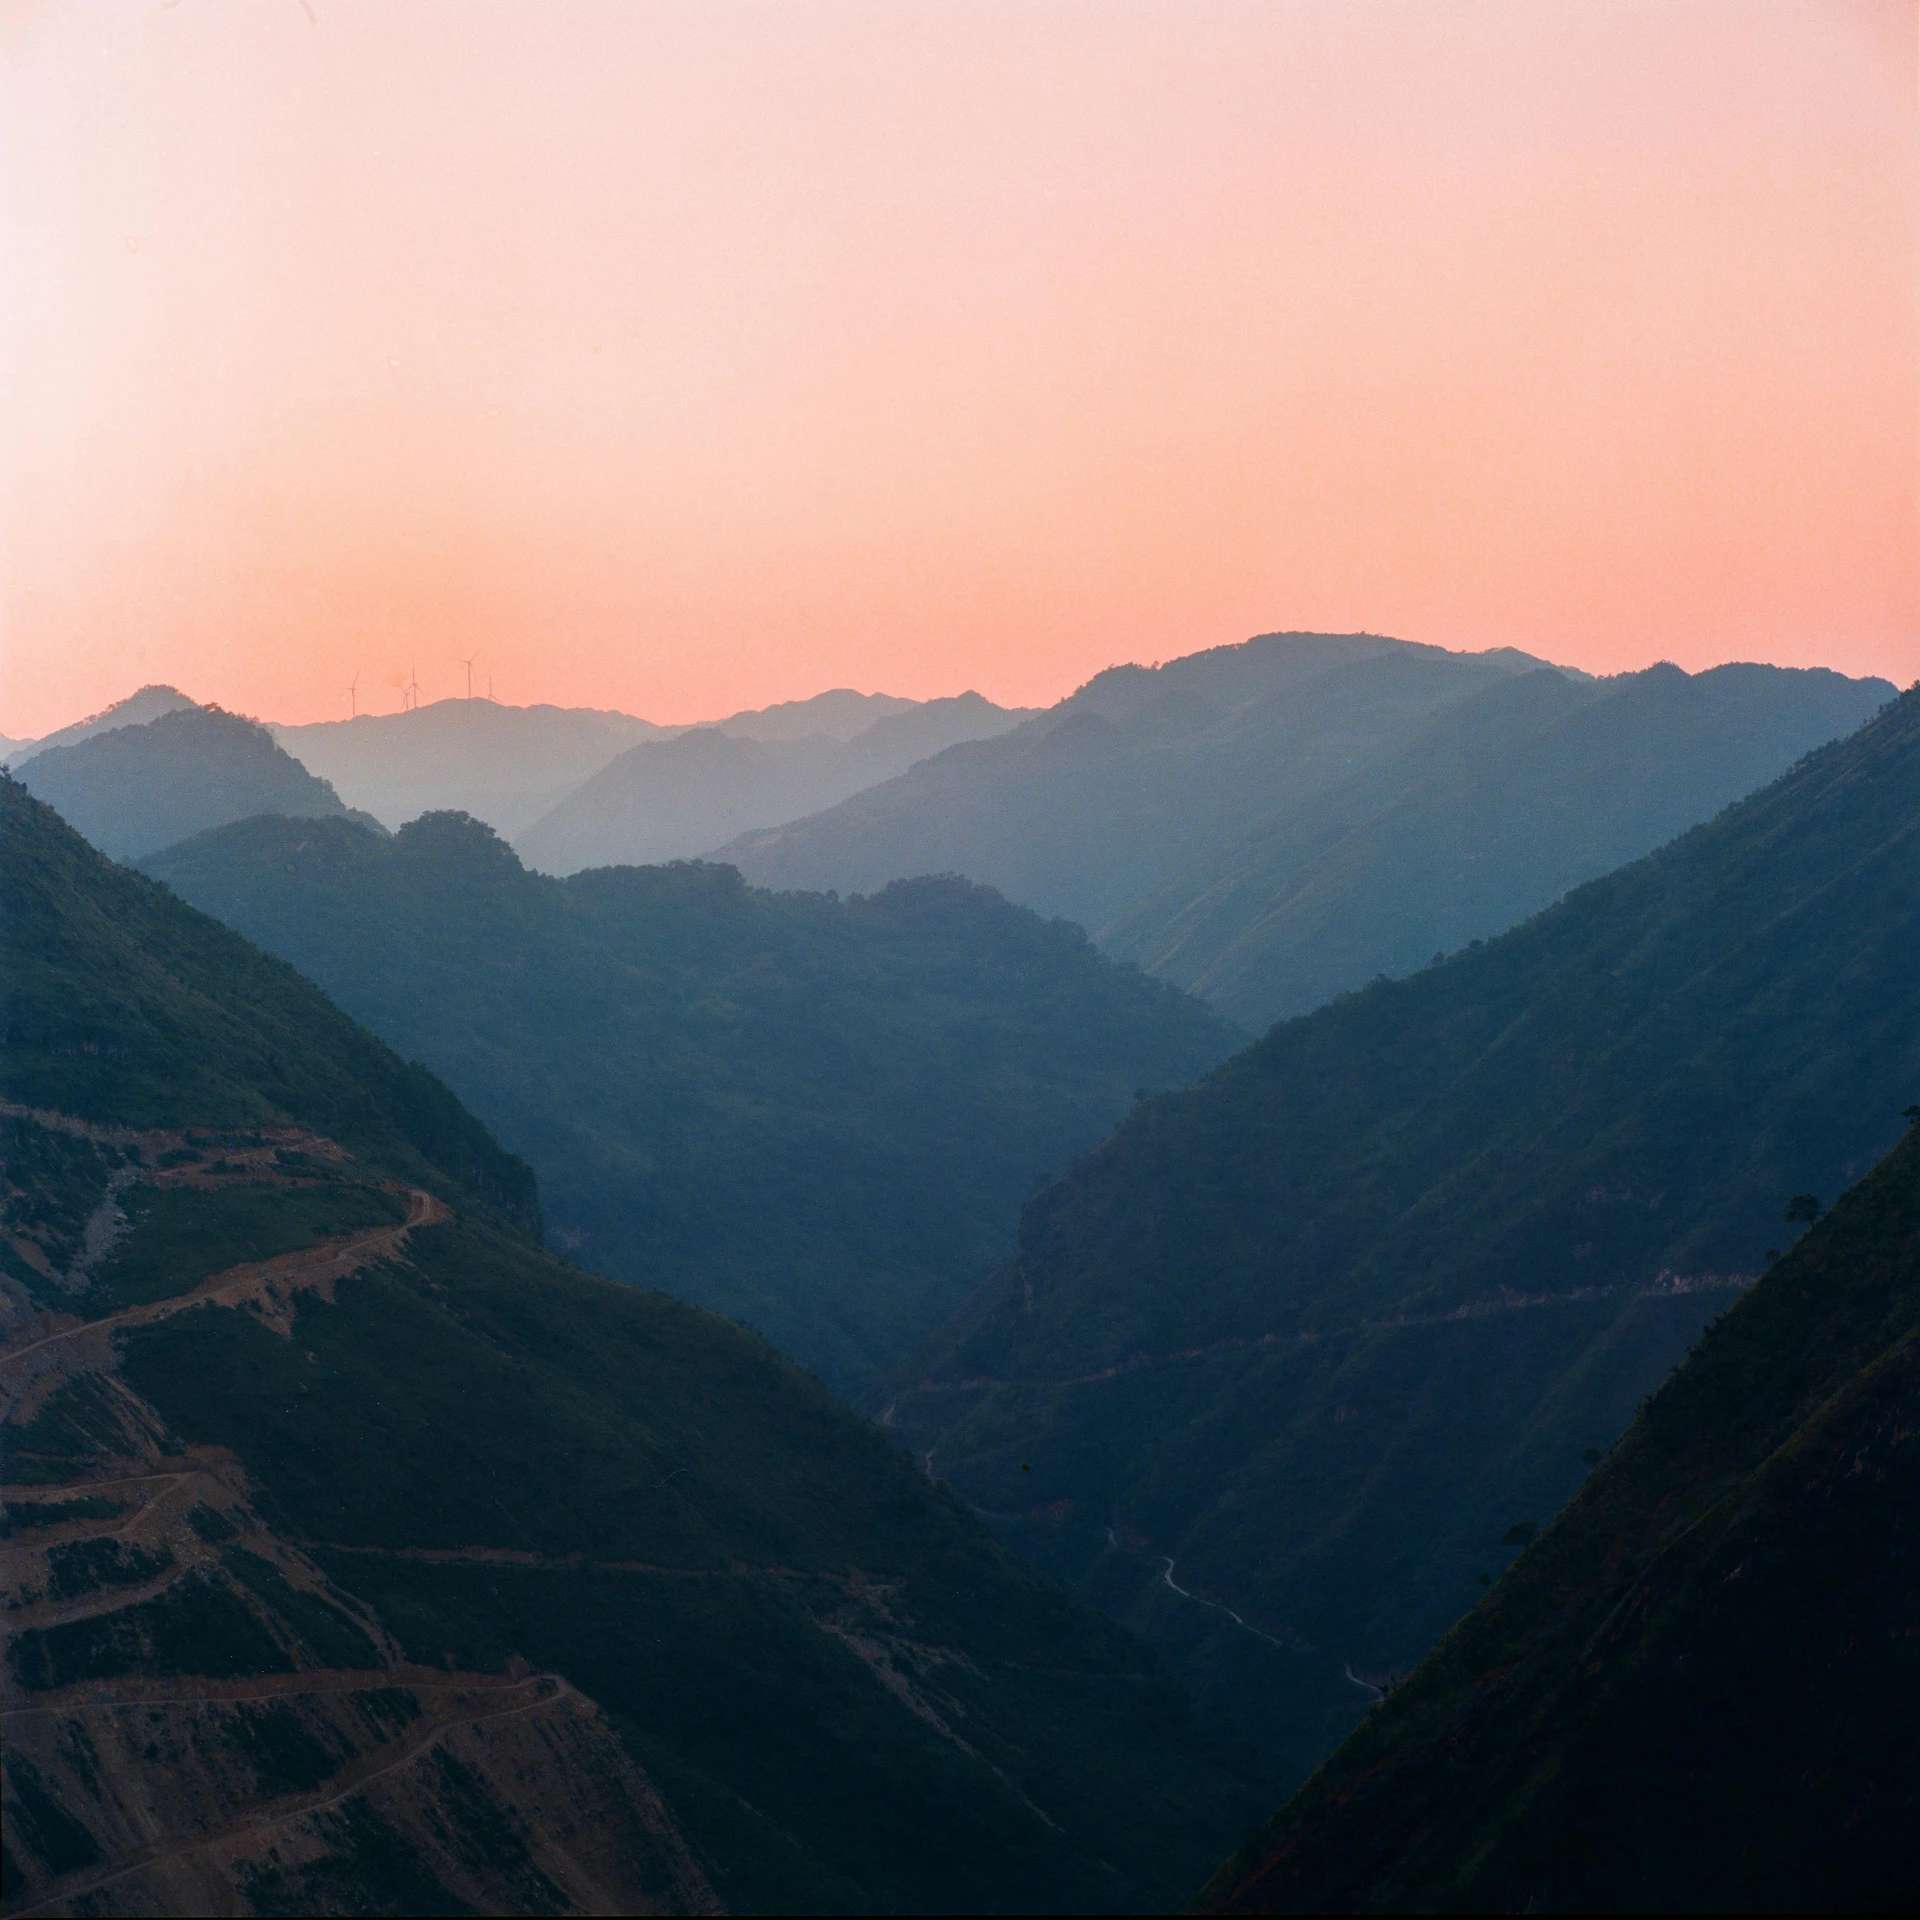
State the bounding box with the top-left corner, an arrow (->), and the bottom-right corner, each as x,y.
16,707 -> 381,863
3,685 -> 196,768
1201,1116 -> 1920,1912
1103,660 -> 1892,1029
516,691 -> 1031,876
142,812 -> 1239,1395
1,773 -> 1263,1914
718,639 -> 1888,1030
718,634 -> 1551,936
273,698 -> 671,838
884,684 -> 1920,1793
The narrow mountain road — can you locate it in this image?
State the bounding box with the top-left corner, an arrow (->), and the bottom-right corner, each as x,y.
0,1185 -> 446,1375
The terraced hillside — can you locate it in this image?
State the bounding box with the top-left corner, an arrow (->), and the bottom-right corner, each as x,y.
1,774 -> 1262,1914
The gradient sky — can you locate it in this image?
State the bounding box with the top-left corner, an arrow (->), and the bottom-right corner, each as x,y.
3,1 -> 1915,735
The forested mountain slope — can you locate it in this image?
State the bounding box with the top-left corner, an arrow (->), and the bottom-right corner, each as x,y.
141,812 -> 1237,1394
17,706 -> 381,863
0,775 -> 1262,1914
1202,1117 -> 1920,1913
516,691 -> 1029,876
884,684 -> 1920,1793
717,637 -> 1886,1032
1103,661 -> 1890,1029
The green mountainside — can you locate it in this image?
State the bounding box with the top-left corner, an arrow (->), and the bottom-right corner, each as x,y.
884,685 -> 1920,1793
17,706 -> 382,862
140,812 -> 1238,1394
1202,1118 -> 1920,1912
1103,661 -> 1890,1030
1,774 -> 1263,1913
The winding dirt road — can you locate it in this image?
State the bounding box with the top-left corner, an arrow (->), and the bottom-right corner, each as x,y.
0,1184 -> 446,1378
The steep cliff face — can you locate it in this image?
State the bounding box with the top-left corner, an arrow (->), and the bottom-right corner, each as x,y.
1199,1117 -> 1920,1913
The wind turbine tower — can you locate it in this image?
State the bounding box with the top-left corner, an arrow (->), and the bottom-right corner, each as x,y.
462,653 -> 478,700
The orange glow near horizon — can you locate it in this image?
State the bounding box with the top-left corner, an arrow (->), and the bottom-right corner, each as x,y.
2,0 -> 1915,737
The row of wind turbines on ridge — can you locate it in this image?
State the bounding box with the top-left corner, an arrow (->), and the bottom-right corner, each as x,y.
344,655 -> 489,718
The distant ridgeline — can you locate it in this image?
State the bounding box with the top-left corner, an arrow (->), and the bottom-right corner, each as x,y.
139,811 -> 1239,1396
2,683 -> 196,768
883,684 -> 1920,1794
1,773 -> 1264,1914
516,691 -> 1033,875
718,636 -> 1892,1029
268,685 -> 1031,851
16,704 -> 384,862
1201,1114 -> 1920,1912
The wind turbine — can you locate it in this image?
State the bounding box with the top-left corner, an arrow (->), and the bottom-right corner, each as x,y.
461,653 -> 478,700
403,665 -> 423,712
346,673 -> 359,719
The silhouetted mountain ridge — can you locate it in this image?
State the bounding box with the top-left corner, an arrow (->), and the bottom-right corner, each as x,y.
272,698 -> 671,838
3,684 -> 196,767
516,689 -> 1032,875
1105,659 -> 1892,1026
718,636 -> 1890,1027
16,705 -> 384,864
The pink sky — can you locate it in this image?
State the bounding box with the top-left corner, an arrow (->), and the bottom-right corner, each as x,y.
3,0 -> 1915,736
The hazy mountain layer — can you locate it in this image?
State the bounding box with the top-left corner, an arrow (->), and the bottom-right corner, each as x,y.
1104,661 -> 1893,1029
718,639 -> 1890,1030
3,683 -> 196,768
16,706 -> 379,863
1,774 -> 1263,1913
716,634 -> 1559,934
711,686 -> 920,742
517,691 -> 1032,876
141,813 -> 1238,1394
1201,1117 -> 1920,1912
273,697 -> 670,838
883,686 -> 1920,1791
